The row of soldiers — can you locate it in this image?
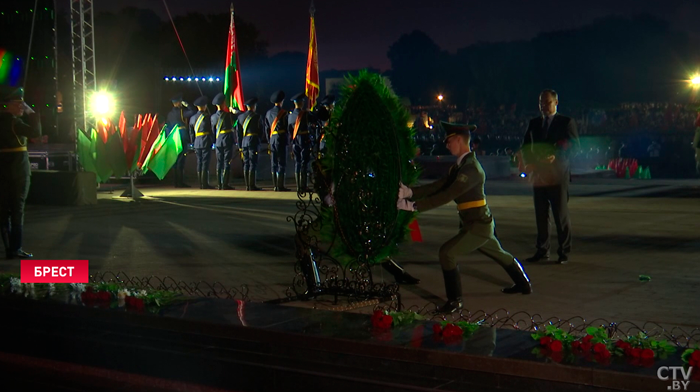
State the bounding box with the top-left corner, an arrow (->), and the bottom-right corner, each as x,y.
166,90 -> 333,191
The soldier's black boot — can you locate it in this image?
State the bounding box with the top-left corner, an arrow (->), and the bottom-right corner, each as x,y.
196,171 -> 203,189
271,172 -> 277,191
9,225 -> 32,259
300,171 -> 309,193
174,169 -> 181,188
294,171 -> 301,191
436,267 -> 463,314
217,168 -> 223,190
179,168 -> 191,188
277,172 -> 291,192
222,170 -> 234,190
249,171 -> 261,191
382,258 -> 420,284
502,259 -> 532,294
1,225 -> 11,259
201,170 -> 214,189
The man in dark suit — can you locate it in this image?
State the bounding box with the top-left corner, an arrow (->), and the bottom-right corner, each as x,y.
521,89 -> 580,264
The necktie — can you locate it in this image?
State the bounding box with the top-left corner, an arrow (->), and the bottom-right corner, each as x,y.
542,116 -> 550,131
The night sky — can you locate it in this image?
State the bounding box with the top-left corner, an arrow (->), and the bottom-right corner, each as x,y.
86,0 -> 700,71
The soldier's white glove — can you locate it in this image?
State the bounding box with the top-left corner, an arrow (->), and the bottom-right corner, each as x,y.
181,101 -> 189,107
397,198 -> 416,212
398,182 -> 413,199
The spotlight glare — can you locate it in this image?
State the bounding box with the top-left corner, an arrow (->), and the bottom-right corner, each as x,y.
187,77 -> 192,82
195,77 -> 199,81
164,77 -> 169,81
520,173 -> 527,178
90,91 -> 115,117
691,75 -> 700,86
208,77 -> 214,82
216,77 -> 220,82
179,77 -> 184,81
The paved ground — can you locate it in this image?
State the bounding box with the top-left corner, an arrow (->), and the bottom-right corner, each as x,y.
3,176 -> 699,329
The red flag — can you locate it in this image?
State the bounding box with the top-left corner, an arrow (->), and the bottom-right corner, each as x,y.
224,4 -> 245,112
305,12 -> 320,109
408,219 -> 423,242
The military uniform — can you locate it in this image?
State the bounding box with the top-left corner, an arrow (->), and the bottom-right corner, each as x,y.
401,122 -> 531,313
236,97 -> 263,191
211,93 -> 237,190
0,86 -> 41,259
313,95 -> 333,158
165,93 -> 196,188
288,93 -> 313,191
189,96 -> 214,189
265,90 -> 290,191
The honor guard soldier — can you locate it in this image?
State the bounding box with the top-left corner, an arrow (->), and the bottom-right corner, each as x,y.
312,95 -> 333,158
397,122 -> 532,313
288,93 -> 313,192
166,93 -> 196,188
190,95 -> 214,189
236,97 -> 263,191
0,86 -> 41,259
211,93 -> 237,190
265,90 -> 290,191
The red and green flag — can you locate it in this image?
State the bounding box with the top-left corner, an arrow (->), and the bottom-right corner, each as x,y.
224,4 -> 245,112
305,10 -> 320,109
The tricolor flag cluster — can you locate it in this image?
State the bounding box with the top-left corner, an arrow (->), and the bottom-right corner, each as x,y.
77,112 -> 183,183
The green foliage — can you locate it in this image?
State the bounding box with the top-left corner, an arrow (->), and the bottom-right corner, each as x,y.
319,70 -> 419,267
388,310 -> 425,327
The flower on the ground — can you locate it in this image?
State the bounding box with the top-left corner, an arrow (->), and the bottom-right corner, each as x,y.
47,283 -> 55,296
549,340 -> 563,352
70,283 -> 85,293
371,310 -> 393,330
9,277 -> 21,294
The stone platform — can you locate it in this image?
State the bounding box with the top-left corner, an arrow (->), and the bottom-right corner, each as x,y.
1,294 -> 698,392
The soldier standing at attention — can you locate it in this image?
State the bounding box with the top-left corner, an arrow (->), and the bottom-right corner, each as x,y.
236,97 -> 263,191
166,93 -> 195,188
190,96 -> 214,189
0,86 -> 41,259
396,122 -> 532,313
288,93 -> 312,192
265,90 -> 290,192
211,93 -> 237,190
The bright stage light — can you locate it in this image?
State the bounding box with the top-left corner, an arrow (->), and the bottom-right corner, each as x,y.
691,75 -> 700,86
179,77 -> 184,81
90,91 -> 115,117
208,77 -> 214,82
215,77 -> 220,82
187,77 -> 192,82
520,173 -> 527,178
164,77 -> 169,81
195,77 -> 199,81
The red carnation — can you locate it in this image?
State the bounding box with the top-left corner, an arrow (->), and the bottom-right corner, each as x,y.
580,342 -> 592,352
630,348 -> 642,358
593,343 -> 607,354
549,340 -> 563,352
85,286 -> 94,293
134,298 -> 145,311
571,341 -> 581,350
688,359 -> 697,368
432,324 -> 443,335
583,335 -> 594,342
691,350 -> 700,361
549,351 -> 564,363
374,314 -> 393,330
641,349 -> 655,360
540,336 -> 553,347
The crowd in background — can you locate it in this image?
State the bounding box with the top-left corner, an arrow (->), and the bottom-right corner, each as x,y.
412,102 -> 699,178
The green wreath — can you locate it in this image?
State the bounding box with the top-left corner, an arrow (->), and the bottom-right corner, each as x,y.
318,71 -> 419,267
